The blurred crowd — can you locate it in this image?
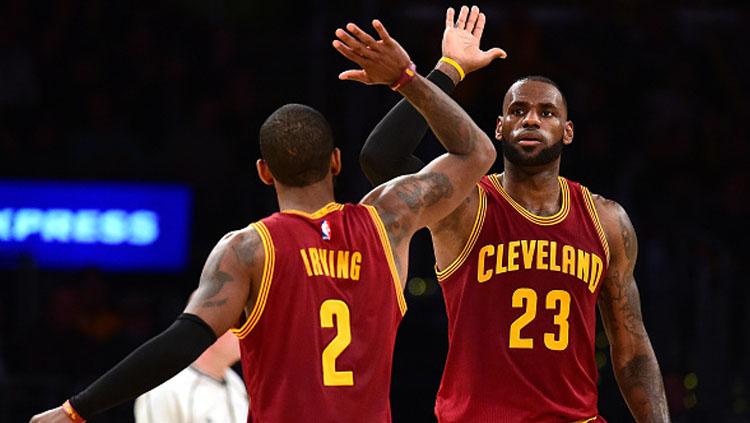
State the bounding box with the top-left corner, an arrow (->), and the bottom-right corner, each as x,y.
0,1 -> 747,421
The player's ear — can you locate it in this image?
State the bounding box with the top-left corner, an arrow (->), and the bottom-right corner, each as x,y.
331,148 -> 342,176
495,116 -> 503,141
563,120 -> 574,145
256,159 -> 275,186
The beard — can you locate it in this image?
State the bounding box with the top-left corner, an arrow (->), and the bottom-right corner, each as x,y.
501,136 -> 564,167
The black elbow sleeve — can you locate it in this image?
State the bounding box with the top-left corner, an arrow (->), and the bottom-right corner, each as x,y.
69,313 -> 217,419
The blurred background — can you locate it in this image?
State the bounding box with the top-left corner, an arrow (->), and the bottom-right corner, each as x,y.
0,0 -> 747,421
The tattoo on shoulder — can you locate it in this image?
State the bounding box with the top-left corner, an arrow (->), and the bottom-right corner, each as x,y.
379,210 -> 406,242
198,230 -> 261,309
200,248 -> 234,308
395,172 -> 454,213
595,195 -> 637,263
618,211 -> 636,261
202,298 -> 228,308
232,231 -> 262,266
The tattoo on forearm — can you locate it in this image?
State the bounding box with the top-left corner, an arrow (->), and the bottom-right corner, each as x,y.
596,199 -> 669,421
598,203 -> 646,337
395,172 -> 454,213
404,77 -> 478,156
619,354 -> 670,422
600,270 -> 647,338
623,279 -> 646,337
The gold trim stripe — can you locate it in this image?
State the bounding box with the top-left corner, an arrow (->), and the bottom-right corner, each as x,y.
489,174 -> 570,226
232,222 -> 275,339
572,417 -> 597,423
436,185 -> 487,282
581,187 -> 611,265
281,202 -> 344,220
364,205 -> 407,316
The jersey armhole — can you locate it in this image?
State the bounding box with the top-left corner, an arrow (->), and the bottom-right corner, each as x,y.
363,205 -> 407,316
435,184 -> 487,282
231,222 -> 275,339
581,187 -> 611,265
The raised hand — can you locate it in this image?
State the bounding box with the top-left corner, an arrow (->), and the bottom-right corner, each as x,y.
442,5 -> 506,76
332,20 -> 412,86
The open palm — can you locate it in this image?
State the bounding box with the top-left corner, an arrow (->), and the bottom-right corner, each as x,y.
442,6 -> 506,75
332,20 -> 412,86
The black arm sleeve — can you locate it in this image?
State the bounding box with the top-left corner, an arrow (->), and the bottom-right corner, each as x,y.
359,69 -> 458,186
69,313 -> 217,419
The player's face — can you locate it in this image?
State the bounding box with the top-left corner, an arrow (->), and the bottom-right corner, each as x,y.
496,81 -> 573,167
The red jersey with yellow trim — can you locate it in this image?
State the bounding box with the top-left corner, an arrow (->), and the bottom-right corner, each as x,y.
434,175 -> 610,423
232,202 -> 406,423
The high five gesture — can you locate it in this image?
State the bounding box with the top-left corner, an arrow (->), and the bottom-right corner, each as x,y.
333,20 -> 412,86
441,6 -> 506,79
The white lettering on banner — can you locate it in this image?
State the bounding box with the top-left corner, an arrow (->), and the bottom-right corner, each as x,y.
42,209 -> 73,242
129,211 -> 159,245
14,209 -> 44,241
0,208 -> 160,246
73,209 -> 98,243
0,208 -> 12,240
100,210 -> 128,245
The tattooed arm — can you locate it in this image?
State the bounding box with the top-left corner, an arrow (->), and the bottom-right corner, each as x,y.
359,5 -> 506,186
333,19 -> 495,284
30,229 -> 263,423
360,72 -> 495,284
595,196 -> 670,422
184,228 -> 263,334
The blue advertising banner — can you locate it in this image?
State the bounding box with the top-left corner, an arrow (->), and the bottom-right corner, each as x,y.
0,181 -> 191,271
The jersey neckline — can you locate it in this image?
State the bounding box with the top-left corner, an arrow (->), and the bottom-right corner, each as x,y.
280,202 -> 344,219
488,174 -> 570,226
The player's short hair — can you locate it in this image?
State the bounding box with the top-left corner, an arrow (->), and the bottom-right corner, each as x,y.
510,75 -> 568,112
259,104 -> 334,187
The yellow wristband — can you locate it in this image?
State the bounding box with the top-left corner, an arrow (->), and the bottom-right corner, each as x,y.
439,57 -> 465,81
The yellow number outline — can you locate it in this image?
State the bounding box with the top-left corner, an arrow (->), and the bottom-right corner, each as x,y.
319,299 -> 354,386
509,288 -> 571,351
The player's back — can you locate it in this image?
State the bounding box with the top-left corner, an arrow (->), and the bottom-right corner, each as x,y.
232,202 -> 406,423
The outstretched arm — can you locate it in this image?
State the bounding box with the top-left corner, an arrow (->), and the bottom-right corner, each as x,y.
595,197 -> 670,422
359,5 -> 506,186
30,229 -> 262,423
360,69 -> 455,185
332,18 -> 495,285
362,72 -> 495,236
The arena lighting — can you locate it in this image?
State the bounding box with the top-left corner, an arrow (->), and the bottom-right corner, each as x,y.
0,180 -> 191,271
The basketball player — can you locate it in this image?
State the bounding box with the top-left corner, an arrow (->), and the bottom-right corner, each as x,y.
29,19 -> 496,423
133,330 -> 248,423
357,6 -> 670,422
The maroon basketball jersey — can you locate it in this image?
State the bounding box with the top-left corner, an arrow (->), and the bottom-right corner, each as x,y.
231,202 -> 406,423
434,175 -> 610,423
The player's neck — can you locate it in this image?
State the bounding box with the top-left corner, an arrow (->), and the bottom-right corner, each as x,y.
275,176 -> 336,214
500,159 -> 562,216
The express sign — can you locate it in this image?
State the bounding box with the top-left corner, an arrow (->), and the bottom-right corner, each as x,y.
0,181 -> 191,271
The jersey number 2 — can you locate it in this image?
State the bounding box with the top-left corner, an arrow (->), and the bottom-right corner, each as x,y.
509,288 -> 570,351
319,299 -> 354,386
